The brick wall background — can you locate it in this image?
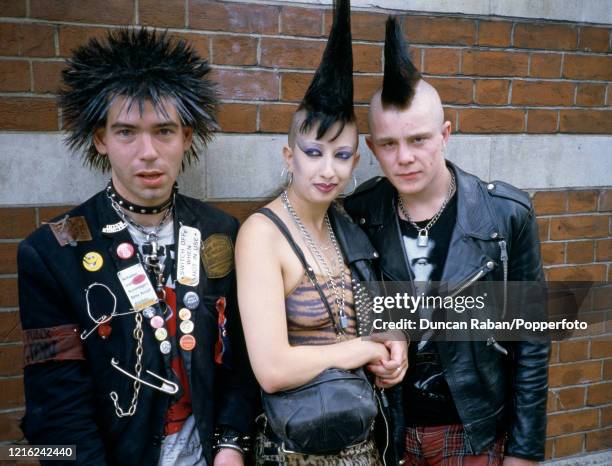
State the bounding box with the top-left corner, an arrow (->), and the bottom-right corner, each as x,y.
0,0 -> 610,461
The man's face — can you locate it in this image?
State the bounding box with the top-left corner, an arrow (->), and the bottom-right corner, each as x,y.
367,92 -> 450,197
94,96 -> 193,206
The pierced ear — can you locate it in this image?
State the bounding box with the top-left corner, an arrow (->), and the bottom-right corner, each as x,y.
93,127 -> 107,155
282,145 -> 293,167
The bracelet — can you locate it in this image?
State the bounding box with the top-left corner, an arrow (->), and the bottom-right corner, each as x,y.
213,427 -> 251,455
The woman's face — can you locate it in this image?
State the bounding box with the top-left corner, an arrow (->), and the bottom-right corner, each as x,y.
284,120 -> 360,205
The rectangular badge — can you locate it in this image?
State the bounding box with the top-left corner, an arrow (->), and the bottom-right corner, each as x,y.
117,263 -> 158,311
48,216 -> 92,246
177,225 -> 201,287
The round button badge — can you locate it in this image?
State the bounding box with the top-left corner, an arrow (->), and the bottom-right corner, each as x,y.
178,308 -> 192,321
116,242 -> 135,260
183,292 -> 200,310
155,327 -> 168,341
150,315 -> 164,329
179,334 -> 196,351
179,319 -> 194,334
159,340 -> 171,354
143,307 -> 156,319
82,252 -> 103,272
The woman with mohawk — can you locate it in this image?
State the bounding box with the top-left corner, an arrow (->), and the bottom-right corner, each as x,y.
18,28 -> 257,465
235,1 -> 407,464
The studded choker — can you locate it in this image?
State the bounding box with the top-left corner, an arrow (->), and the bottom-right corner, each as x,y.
106,181 -> 177,215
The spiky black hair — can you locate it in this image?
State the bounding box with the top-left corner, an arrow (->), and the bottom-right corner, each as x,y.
381,16 -> 421,108
59,28 -> 218,171
298,0 -> 355,141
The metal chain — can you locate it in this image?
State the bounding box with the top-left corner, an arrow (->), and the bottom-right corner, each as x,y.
281,191 -> 347,332
108,194 -> 174,242
110,312 -> 143,417
397,170 -> 456,233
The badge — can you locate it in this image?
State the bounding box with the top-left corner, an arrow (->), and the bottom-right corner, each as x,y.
155,327 -> 168,341
179,319 -> 194,334
102,221 -> 128,234
98,323 -> 112,339
83,252 -> 104,272
201,234 -> 234,279
183,292 -> 200,310
116,242 -> 135,260
143,307 -> 156,319
48,215 -> 93,247
179,334 -> 196,351
150,315 -> 164,329
178,308 -> 191,321
177,225 -> 201,287
160,340 -> 171,354
117,263 -> 158,311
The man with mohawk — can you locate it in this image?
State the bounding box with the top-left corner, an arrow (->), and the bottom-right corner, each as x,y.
18,29 -> 256,465
345,17 -> 549,466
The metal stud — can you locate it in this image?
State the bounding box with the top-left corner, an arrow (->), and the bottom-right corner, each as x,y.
486,261 -> 495,270
487,183 -> 495,191
490,232 -> 498,239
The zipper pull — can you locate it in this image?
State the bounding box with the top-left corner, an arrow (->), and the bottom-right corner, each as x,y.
380,388 -> 389,408
487,336 -> 508,356
499,240 -> 508,262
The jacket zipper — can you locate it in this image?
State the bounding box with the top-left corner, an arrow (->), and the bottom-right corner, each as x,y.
375,388 -> 389,466
449,267 -> 488,298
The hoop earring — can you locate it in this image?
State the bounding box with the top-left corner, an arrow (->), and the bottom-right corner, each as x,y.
343,174 -> 358,197
280,166 -> 293,187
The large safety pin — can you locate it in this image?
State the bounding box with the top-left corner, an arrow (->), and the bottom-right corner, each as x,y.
110,358 -> 179,395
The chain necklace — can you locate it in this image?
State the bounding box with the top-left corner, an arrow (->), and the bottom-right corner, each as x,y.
281,191 -> 348,332
397,171 -> 456,248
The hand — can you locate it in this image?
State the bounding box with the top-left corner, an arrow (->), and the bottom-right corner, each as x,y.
367,339 -> 408,388
502,456 -> 538,466
213,448 -> 244,466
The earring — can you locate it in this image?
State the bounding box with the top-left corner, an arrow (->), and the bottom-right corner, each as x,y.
343,174 -> 358,197
280,166 -> 293,187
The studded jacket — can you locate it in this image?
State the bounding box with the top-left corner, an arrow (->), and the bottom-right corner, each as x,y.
18,191 -> 257,465
344,161 -> 550,462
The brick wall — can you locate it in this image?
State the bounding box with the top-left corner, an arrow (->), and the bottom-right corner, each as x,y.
0,0 -> 610,461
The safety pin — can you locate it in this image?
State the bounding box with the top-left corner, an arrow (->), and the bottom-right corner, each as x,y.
110,358 -> 179,395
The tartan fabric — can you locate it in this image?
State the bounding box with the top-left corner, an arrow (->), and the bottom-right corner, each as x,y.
402,424 -> 504,466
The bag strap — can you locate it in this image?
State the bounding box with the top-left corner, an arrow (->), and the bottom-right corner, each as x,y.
256,208 -> 342,335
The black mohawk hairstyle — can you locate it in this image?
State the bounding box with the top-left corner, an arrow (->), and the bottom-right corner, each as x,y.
298,0 -> 355,141
59,28 -> 218,171
381,16 -> 421,108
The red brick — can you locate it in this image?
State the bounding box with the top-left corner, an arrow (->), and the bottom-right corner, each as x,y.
591,337 -> 612,359
0,377 -> 24,410
547,390 -> 556,412
281,6 -> 323,37
0,23 -> 55,57
354,75 -> 381,104
427,78 -> 472,105
605,359 -> 612,379
547,408 -> 598,436
281,72 -> 312,102
545,438 -> 553,460
58,26 -> 109,57
534,192 -> 566,215
355,106 -> 369,134
600,190 -> 612,211
459,108 -> 524,133
556,386 -> 586,410
512,80 -> 575,106
140,0 -> 185,28
559,339 -> 589,362
260,104 -> 298,133
0,208 -> 36,239
538,218 -> 550,241
553,433 -> 584,458
190,1 -> 278,34
0,409 -> 24,441
260,38 -> 324,70
549,341 -> 559,363
423,48 -> 460,75
214,70 -> 278,101
0,279 -> 18,308
603,406 -> 612,426
0,243 -> 18,275
527,110 -> 558,134
477,20 -> 512,47
0,0 -> 26,16
38,206 -> 73,223
0,60 -> 30,92
0,98 -> 58,131
444,108 -> 458,131
404,16 -> 476,46
0,344 -> 23,376
212,36 -> 257,66
592,285 -> 611,311
32,61 -> 66,94
209,201 -> 268,224
547,265 -> 607,281
568,190 -> 599,213
595,239 -> 612,262
31,0 -> 135,23
563,55 -> 612,80
169,33 -> 209,61
462,50 -> 528,77
541,242 -> 565,265
324,10 -> 386,41
353,44 -> 382,73
560,110 -> 612,134
0,311 -> 22,343
588,381 -> 612,406
217,104 -> 257,133
576,83 -> 606,107
586,427 -> 612,452
514,23 -> 577,50
474,80 -> 509,105
566,240 -> 594,264
530,53 -> 562,78
579,27 -> 610,53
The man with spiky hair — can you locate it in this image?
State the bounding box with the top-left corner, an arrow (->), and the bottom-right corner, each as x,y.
18,28 -> 256,465
345,17 -> 549,466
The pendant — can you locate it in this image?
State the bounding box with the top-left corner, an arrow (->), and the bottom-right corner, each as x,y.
339,313 -> 348,329
417,229 -> 429,247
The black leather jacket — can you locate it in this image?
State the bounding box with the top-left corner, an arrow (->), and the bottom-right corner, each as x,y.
344,162 -> 550,462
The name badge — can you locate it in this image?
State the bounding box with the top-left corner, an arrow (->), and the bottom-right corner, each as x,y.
177,225 -> 201,287
117,263 -> 158,311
